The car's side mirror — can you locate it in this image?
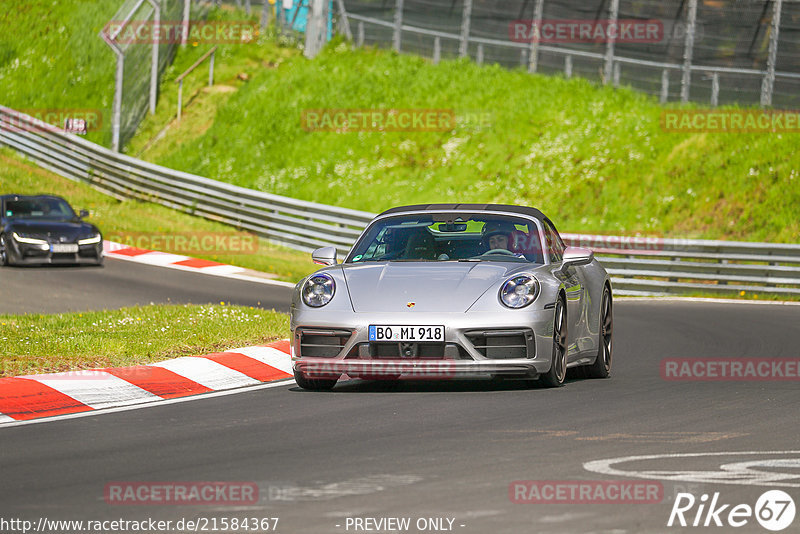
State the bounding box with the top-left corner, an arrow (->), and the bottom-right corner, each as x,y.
311,246 -> 337,266
78,209 -> 89,218
560,246 -> 593,270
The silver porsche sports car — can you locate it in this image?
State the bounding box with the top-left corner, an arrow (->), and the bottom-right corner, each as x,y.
290,204 -> 612,390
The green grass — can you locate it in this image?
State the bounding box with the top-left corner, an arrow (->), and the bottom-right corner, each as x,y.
134,38 -> 800,243
0,304 -> 290,377
0,148 -> 318,282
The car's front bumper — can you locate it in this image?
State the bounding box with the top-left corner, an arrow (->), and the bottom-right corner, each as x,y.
291,308 -> 556,380
8,240 -> 102,265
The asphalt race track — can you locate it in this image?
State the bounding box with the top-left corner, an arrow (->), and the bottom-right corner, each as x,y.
1,293 -> 799,533
0,258 -> 293,314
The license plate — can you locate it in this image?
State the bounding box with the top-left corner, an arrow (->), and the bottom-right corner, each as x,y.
369,325 -> 445,342
51,244 -> 78,253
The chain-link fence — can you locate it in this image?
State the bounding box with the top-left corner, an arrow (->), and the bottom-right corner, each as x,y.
341,0 -> 800,109
101,0 -> 188,151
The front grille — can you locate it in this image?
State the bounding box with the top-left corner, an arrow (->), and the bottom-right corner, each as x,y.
464,329 -> 534,359
298,329 -> 353,358
348,342 -> 470,360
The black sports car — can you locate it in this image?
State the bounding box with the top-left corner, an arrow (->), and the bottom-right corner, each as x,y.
0,194 -> 103,266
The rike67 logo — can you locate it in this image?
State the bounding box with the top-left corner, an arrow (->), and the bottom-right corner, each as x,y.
668,490 -> 796,531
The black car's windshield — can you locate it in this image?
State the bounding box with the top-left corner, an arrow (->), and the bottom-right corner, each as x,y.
5,197 -> 76,220
347,214 -> 545,263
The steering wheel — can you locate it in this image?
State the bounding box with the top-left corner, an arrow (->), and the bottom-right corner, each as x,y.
482,248 -> 517,256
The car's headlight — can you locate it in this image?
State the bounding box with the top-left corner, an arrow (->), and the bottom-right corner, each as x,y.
12,232 -> 47,245
499,275 -> 540,308
78,234 -> 102,245
302,273 -> 335,307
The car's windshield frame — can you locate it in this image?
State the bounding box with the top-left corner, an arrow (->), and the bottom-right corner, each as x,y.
344,210 -> 551,264
3,196 -> 77,221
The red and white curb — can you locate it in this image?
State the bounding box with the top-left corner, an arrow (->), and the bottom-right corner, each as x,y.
103,241 -> 295,288
0,340 -> 293,424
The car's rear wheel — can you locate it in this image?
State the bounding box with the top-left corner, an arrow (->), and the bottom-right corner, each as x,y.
585,285 -> 613,379
293,369 -> 338,391
539,297 -> 567,388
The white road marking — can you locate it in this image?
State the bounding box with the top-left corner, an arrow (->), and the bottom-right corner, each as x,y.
25,371 -> 160,409
150,357 -> 260,389
230,346 -> 294,374
0,414 -> 15,424
0,379 -> 295,428
584,451 -> 800,488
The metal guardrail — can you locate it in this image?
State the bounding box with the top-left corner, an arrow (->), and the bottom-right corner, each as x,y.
2,105 -> 799,297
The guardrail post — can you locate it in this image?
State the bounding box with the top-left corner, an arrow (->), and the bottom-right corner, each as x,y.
459,0 -> 473,58
433,36 -> 441,64
528,0 -> 544,73
476,43 -> 484,65
761,0 -> 782,107
603,0 -> 619,84
564,55 -> 572,78
112,50 -> 124,152
660,69 -> 669,103
710,72 -> 719,107
681,0 -> 697,103
357,21 -> 364,47
393,0 -> 404,52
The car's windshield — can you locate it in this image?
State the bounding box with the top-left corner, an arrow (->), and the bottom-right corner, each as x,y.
4,197 -> 76,220
347,213 -> 545,263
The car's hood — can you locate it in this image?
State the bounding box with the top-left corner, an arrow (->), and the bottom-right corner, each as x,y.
342,261 -> 523,313
8,219 -> 96,240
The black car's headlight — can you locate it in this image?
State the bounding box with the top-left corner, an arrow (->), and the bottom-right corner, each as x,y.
302,273 -> 335,307
12,232 -> 48,245
77,234 -> 102,245
499,275 -> 540,308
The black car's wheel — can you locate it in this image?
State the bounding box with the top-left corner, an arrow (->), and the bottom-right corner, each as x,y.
585,286 -> 613,379
293,369 -> 338,391
0,234 -> 11,266
540,296 -> 568,388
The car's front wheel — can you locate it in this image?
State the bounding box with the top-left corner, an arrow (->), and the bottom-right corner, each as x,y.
539,297 -> 567,388
293,369 -> 338,391
0,234 -> 11,266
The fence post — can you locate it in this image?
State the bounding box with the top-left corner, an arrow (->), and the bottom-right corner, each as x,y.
336,0 -> 353,41
357,21 -> 364,47
660,69 -> 669,103
260,0 -> 271,30
148,0 -> 160,115
177,79 -> 183,122
681,0 -> 698,103
182,0 -> 190,46
528,0 -> 544,73
433,36 -> 441,64
476,43 -> 484,65
393,0 -> 404,52
112,51 -> 124,152
710,72 -> 719,107
209,49 -> 215,87
459,0 -> 473,58
613,62 -> 620,87
564,55 -> 572,78
761,0 -> 782,107
521,48 -> 528,68
603,0 -> 619,84
245,0 -> 251,16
